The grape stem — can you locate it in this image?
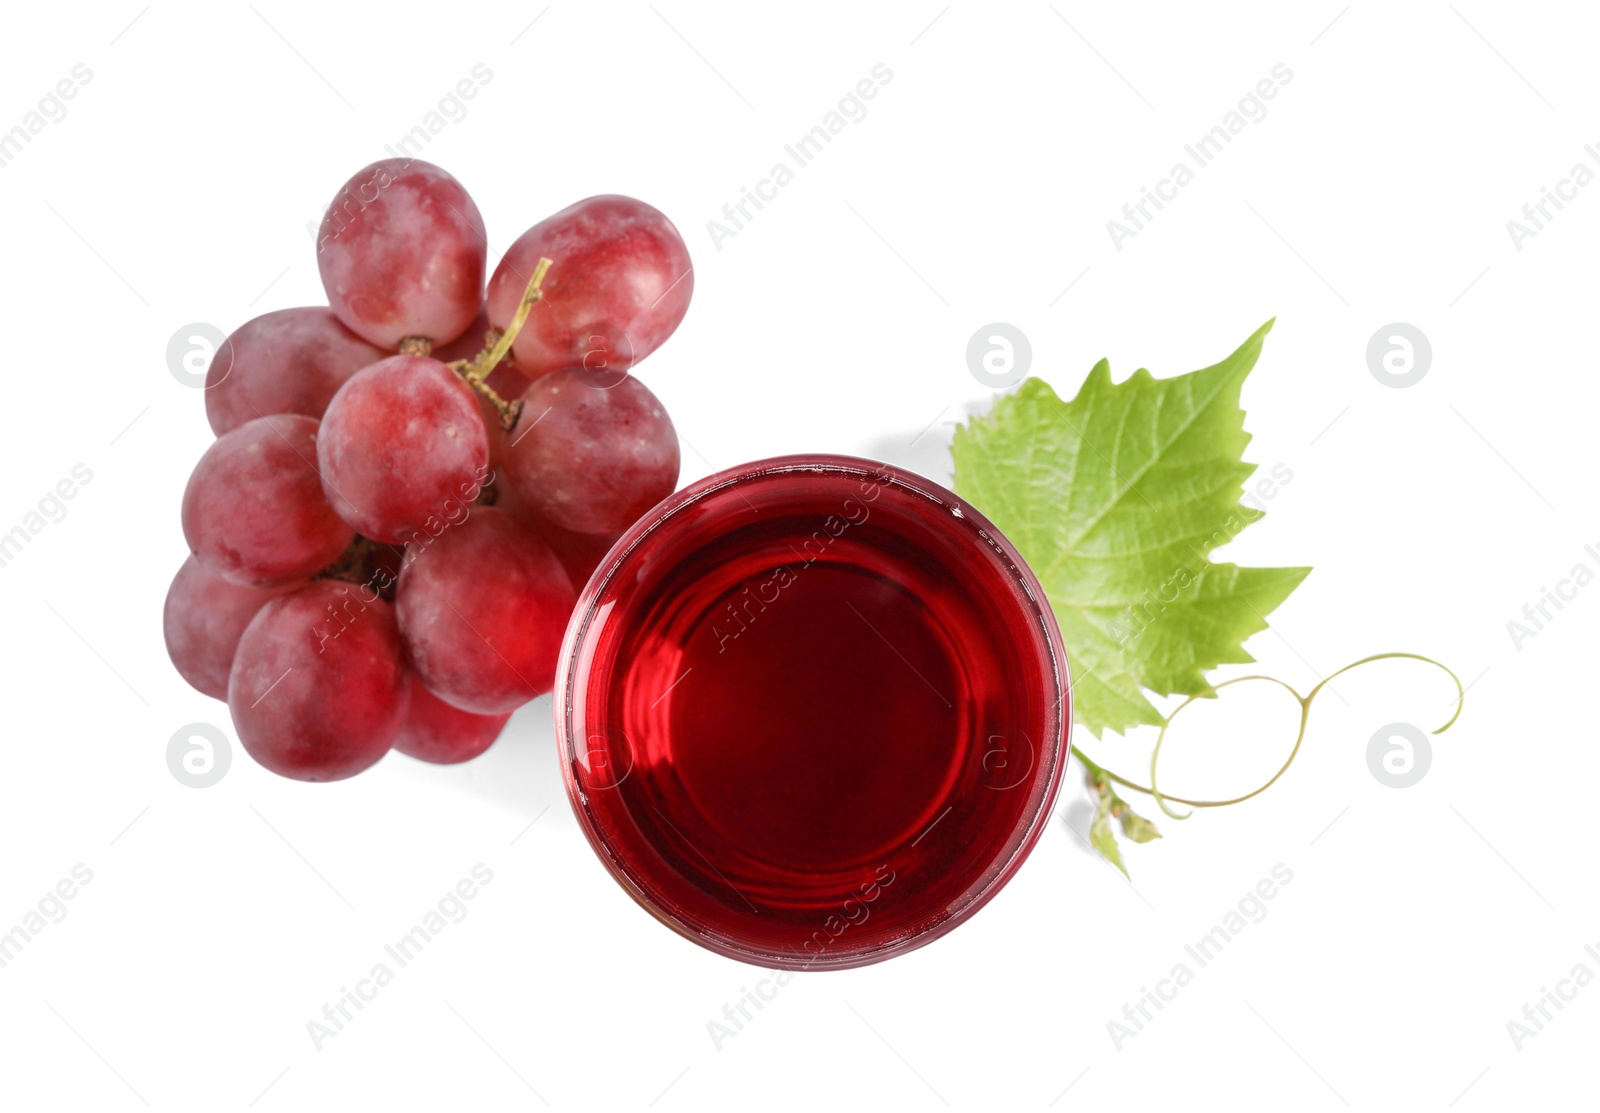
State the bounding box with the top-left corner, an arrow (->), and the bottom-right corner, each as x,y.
448,257 -> 554,430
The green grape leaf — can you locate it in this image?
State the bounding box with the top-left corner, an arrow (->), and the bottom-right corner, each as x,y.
952,320 -> 1310,736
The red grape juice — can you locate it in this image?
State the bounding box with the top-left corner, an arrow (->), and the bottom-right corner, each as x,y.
557,456 -> 1069,969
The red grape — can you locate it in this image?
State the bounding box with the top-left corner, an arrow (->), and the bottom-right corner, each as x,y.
547,524 -> 619,590
164,556 -> 305,699
317,354 -> 489,544
503,369 -> 679,534
394,673 -> 510,764
395,507 -> 574,714
430,304 -> 496,364
204,307 -> 385,435
317,159 -> 486,348
228,580 -> 409,781
484,361 -> 531,402
508,504 -> 621,590
182,414 -> 354,587
473,400 -> 507,470
485,196 -> 692,380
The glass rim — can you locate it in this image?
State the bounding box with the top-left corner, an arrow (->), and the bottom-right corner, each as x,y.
554,453 -> 1073,970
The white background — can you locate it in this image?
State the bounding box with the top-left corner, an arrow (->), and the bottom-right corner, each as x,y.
0,1 -> 1593,1109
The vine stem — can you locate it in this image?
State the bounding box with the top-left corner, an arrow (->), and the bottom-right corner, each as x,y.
1070,652 -> 1464,819
448,257 -> 554,430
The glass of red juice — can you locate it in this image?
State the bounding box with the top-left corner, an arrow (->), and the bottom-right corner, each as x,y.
555,455 -> 1070,969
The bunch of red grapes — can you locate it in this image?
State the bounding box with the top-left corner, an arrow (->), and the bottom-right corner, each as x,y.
164,159 -> 692,781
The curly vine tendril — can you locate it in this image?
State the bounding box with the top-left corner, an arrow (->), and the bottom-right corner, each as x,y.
1073,653 -> 1464,822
